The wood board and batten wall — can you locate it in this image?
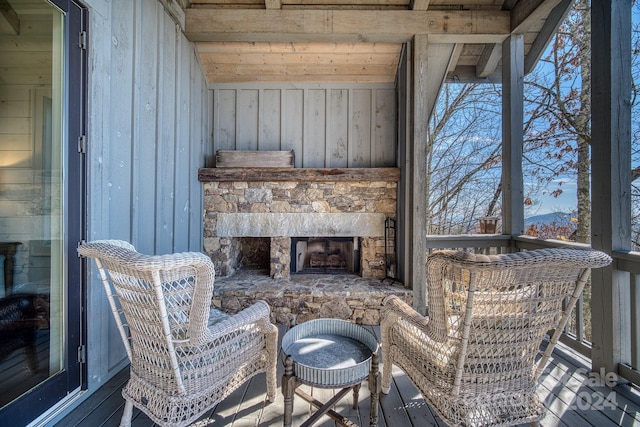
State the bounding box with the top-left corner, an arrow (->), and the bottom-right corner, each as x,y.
211,84 -> 397,168
87,0 -> 211,258
83,0 -> 211,396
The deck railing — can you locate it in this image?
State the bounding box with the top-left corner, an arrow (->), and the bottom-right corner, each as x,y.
612,250 -> 640,386
425,234 -> 640,386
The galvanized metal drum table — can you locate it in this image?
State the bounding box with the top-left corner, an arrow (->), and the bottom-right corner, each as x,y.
281,319 -> 380,427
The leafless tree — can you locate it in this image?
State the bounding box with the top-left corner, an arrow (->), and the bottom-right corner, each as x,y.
427,83 -> 502,234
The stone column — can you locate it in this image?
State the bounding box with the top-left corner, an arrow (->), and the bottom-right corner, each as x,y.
270,237 -> 291,279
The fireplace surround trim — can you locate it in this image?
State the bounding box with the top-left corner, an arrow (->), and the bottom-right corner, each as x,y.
216,212 -> 386,238
198,167 -> 400,183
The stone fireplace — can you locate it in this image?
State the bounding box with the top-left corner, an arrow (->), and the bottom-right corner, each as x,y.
199,167 -> 399,279
198,166 -> 411,325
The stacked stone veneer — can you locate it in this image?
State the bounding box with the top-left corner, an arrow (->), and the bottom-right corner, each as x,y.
201,168 -> 399,279
213,271 -> 412,325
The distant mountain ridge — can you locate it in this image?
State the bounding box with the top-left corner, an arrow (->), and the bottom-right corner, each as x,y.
525,211 -> 576,226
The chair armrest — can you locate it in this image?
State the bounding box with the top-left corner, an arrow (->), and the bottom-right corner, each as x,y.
382,295 -> 445,342
134,251 -> 213,272
201,300 -> 274,343
382,295 -> 430,331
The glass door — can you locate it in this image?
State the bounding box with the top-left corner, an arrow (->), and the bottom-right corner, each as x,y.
0,1 -> 85,425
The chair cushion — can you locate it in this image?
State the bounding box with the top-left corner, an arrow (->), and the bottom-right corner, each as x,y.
207,307 -> 230,327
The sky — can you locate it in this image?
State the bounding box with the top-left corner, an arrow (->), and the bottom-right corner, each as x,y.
525,178 -> 577,217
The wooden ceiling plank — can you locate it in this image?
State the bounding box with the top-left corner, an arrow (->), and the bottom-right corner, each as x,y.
184,9 -> 510,43
191,0 -> 263,4
196,41 -> 403,54
279,0 -> 409,5
475,42 -> 501,77
202,62 -> 399,75
199,52 -> 401,65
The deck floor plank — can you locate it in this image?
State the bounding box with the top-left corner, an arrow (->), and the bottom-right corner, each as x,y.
55,326 -> 640,427
229,380 -> 268,427
58,367 -> 128,426
369,326 -> 444,427
543,341 -> 640,425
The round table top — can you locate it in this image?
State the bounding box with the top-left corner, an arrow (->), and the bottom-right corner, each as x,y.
281,319 -> 379,387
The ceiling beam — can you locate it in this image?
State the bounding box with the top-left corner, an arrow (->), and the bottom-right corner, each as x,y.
265,0 -> 282,9
524,0 -> 572,73
476,43 -> 501,77
185,9 -> 510,44
446,65 -> 502,83
424,43 -> 458,120
0,0 -> 19,35
410,0 -> 430,10
446,43 -> 463,75
159,0 -> 186,29
511,0 -> 563,34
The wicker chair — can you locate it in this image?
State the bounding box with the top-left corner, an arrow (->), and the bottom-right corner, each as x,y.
380,248 -> 612,427
78,240 -> 278,427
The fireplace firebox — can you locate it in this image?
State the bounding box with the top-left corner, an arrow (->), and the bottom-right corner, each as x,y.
291,237 -> 360,274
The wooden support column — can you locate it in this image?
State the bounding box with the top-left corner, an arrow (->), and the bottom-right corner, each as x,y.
590,0 -> 632,374
501,34 -> 525,237
409,34 -> 429,314
402,36 -> 455,314
397,44 -> 411,294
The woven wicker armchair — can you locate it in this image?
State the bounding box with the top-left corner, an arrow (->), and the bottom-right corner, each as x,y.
381,248 -> 612,427
78,240 -> 278,427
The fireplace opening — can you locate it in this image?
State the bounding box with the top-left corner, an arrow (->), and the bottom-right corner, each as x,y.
238,237 -> 270,270
291,237 -> 360,274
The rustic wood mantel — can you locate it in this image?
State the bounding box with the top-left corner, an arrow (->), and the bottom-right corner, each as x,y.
198,167 -> 401,182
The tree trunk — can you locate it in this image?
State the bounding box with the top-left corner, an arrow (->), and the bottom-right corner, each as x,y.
576,0 -> 591,243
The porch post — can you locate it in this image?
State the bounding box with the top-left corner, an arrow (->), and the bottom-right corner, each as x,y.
501,35 -> 525,238
590,0 -> 632,374
409,34 -> 428,314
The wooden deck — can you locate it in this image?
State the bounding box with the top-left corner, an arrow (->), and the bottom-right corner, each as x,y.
56,325 -> 640,427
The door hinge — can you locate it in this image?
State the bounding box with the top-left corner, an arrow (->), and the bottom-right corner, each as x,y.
79,31 -> 87,50
78,135 -> 86,153
78,345 -> 86,364
77,240 -> 86,257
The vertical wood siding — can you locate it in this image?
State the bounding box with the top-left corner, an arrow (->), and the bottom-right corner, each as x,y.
85,0 -> 210,384
211,84 -> 397,168
87,0 -> 209,256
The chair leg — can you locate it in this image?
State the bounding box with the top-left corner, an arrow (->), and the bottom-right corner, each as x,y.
381,360 -> 392,394
265,329 -> 278,402
119,400 -> 133,427
380,322 -> 392,394
266,361 -> 277,402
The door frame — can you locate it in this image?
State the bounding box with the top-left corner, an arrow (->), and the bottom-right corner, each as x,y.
0,1 -> 87,424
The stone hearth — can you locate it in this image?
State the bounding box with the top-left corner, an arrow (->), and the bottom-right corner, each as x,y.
212,269 -> 412,325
